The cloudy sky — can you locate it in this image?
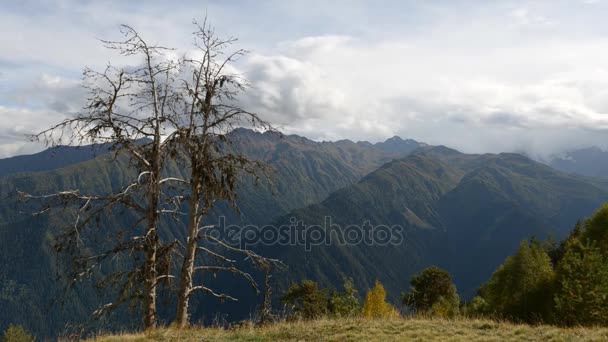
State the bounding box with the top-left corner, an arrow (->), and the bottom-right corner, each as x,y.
2,0 -> 608,159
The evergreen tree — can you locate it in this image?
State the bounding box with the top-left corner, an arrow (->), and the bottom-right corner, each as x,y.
281,280 -> 329,320
403,266 -> 460,317
328,278 -> 361,318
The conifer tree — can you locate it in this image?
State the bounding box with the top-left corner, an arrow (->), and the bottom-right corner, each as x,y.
281,280 -> 329,320
403,266 -> 460,317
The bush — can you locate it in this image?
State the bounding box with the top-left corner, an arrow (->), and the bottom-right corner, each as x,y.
281,280 -> 329,320
465,296 -> 492,317
328,278 -> 361,318
362,281 -> 399,319
429,295 -> 460,318
403,266 -> 460,317
1,325 -> 34,342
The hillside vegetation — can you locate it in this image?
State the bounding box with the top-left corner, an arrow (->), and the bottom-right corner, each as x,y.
4,134 -> 608,337
91,318 -> 608,342
0,130 -> 419,337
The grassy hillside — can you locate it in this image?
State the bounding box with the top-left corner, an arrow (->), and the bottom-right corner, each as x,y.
91,318 -> 608,341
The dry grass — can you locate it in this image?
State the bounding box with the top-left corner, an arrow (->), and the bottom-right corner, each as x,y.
90,317 -> 608,342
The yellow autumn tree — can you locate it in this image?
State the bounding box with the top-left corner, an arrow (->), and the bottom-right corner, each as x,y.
362,280 -> 399,318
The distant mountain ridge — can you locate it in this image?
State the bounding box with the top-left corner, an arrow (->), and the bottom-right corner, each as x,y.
549,146 -> 608,178
0,129 -> 425,178
0,144 -> 112,177
366,135 -> 427,154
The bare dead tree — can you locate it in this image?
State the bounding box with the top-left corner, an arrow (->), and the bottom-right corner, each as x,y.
165,20 -> 283,328
20,19 -> 283,330
20,25 -> 186,330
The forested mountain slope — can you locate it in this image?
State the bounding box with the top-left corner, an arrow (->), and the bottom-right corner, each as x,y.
2,131 -> 607,337
260,149 -> 608,301
0,129 -> 422,337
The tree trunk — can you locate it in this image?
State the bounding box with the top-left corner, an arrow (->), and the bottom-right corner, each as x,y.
259,269 -> 273,325
142,176 -> 160,330
142,232 -> 158,329
143,138 -> 161,330
175,188 -> 200,328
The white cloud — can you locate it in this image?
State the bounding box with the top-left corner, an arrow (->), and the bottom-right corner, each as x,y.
3,0 -> 608,159
237,31 -> 608,156
0,106 -> 62,158
510,7 -> 553,29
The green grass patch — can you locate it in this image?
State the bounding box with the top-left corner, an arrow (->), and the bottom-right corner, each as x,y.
90,317 -> 608,342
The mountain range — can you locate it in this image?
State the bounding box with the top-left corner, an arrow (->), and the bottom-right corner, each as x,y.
1,129 -> 608,338
549,146 -> 608,178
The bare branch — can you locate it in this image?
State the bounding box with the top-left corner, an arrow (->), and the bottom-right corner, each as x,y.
188,285 -> 238,301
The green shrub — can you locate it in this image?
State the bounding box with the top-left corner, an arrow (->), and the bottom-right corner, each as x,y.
328,278 -> 361,318
1,325 -> 34,342
403,266 -> 460,317
429,295 -> 460,318
281,280 -> 329,320
465,296 -> 492,317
